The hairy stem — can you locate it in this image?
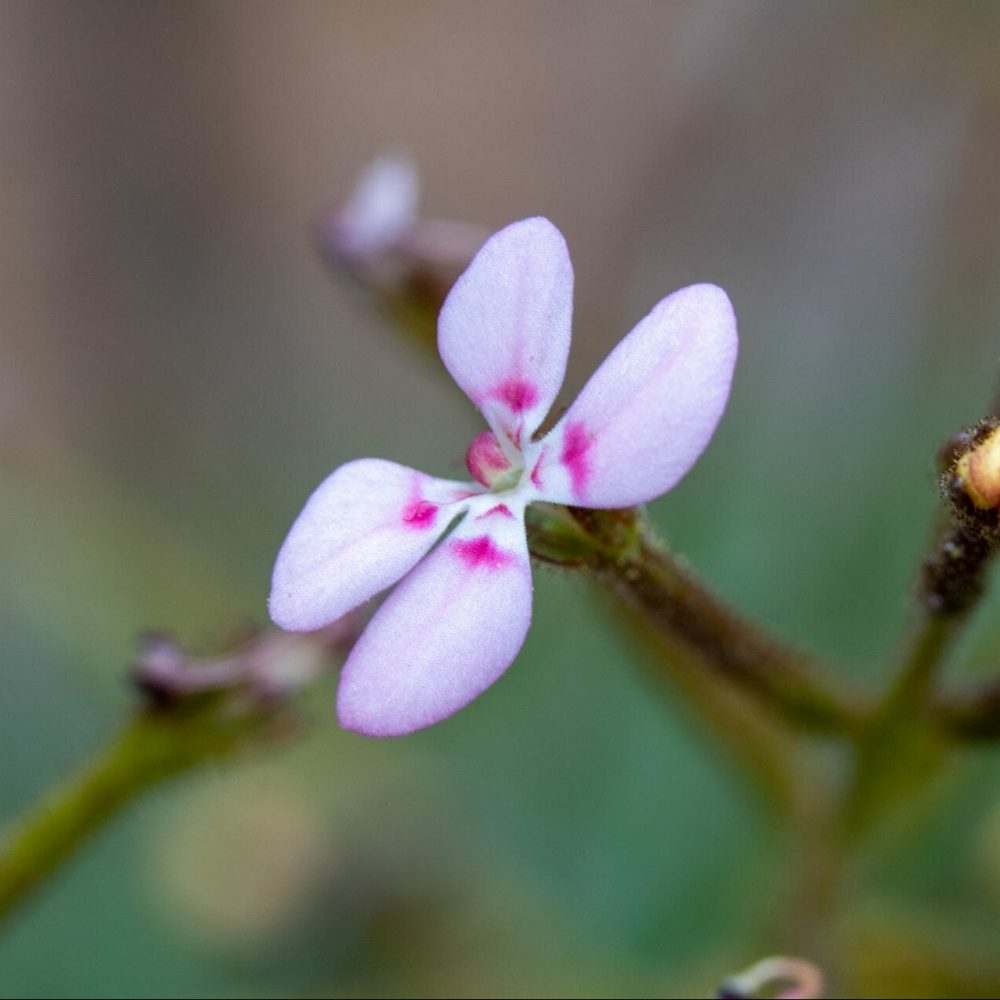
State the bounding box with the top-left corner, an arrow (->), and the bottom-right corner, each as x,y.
577,512 -> 866,735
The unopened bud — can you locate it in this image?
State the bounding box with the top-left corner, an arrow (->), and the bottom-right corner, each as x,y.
317,157 -> 488,358
466,431 -> 520,490
922,419 -> 1000,614
318,155 -> 487,300
133,616 -> 362,704
956,424 -> 1000,510
321,155 -> 419,267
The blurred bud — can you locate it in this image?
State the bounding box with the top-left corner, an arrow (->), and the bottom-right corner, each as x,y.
133,613 -> 362,705
716,955 -> 824,999
322,155 -> 419,269
317,155 -> 488,354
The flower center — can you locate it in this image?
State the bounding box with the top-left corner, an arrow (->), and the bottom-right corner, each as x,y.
466,430 -> 523,491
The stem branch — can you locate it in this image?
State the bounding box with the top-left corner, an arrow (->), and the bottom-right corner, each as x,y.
583,513 -> 865,734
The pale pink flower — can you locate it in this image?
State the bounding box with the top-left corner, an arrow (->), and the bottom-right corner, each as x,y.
319,155 -> 486,288
323,155 -> 419,264
270,218 -> 738,736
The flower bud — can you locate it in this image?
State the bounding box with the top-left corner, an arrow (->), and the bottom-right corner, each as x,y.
321,155 -> 419,268
921,419 -> 1000,615
316,156 -> 489,359
465,430 -> 520,490
956,423 -> 1000,510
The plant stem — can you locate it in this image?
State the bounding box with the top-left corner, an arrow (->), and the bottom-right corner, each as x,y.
842,585 -> 964,839
582,513 -> 866,735
936,678 -> 1000,739
0,690 -> 296,926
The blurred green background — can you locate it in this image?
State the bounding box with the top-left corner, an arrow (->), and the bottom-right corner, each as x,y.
3,2 -> 1000,996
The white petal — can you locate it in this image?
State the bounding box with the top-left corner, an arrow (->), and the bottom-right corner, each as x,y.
337,504 -> 532,737
532,284 -> 737,507
269,459 -> 474,631
438,217 -> 573,450
329,155 -> 419,259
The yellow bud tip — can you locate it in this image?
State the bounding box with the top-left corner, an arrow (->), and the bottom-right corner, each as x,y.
957,426 -> 1000,510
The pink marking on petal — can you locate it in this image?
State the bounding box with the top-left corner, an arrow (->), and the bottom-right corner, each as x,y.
561,421 -> 593,500
451,535 -> 515,570
492,378 -> 538,414
478,503 -> 515,520
401,499 -> 438,530
530,447 -> 547,490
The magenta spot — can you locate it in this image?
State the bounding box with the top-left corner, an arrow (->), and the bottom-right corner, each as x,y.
451,535 -> 514,570
492,378 -> 538,413
530,447 -> 547,490
401,499 -> 438,530
561,421 -> 593,500
478,503 -> 515,520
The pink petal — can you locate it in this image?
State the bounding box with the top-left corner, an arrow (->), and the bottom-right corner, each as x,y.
531,284 -> 737,507
337,506 -> 532,737
438,217 -> 573,449
269,459 -> 474,631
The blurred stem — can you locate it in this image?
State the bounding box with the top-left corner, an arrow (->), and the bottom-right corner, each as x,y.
843,611 -> 961,839
0,687 -> 298,928
785,777 -> 846,975
937,677 -> 1000,739
611,599 -> 806,817
843,511 -> 994,837
880,613 -> 956,723
540,507 -> 858,957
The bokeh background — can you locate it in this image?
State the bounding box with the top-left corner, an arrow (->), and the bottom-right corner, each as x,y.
4,2 -> 1000,996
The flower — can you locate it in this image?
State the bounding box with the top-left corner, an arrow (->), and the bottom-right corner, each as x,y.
270,217 -> 738,737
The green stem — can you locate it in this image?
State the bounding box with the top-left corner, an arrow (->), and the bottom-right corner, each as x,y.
885,614 -> 956,713
0,696 -> 293,926
785,778 -> 847,974
580,510 -> 853,963
841,502 -> 996,838
842,604 -> 961,841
